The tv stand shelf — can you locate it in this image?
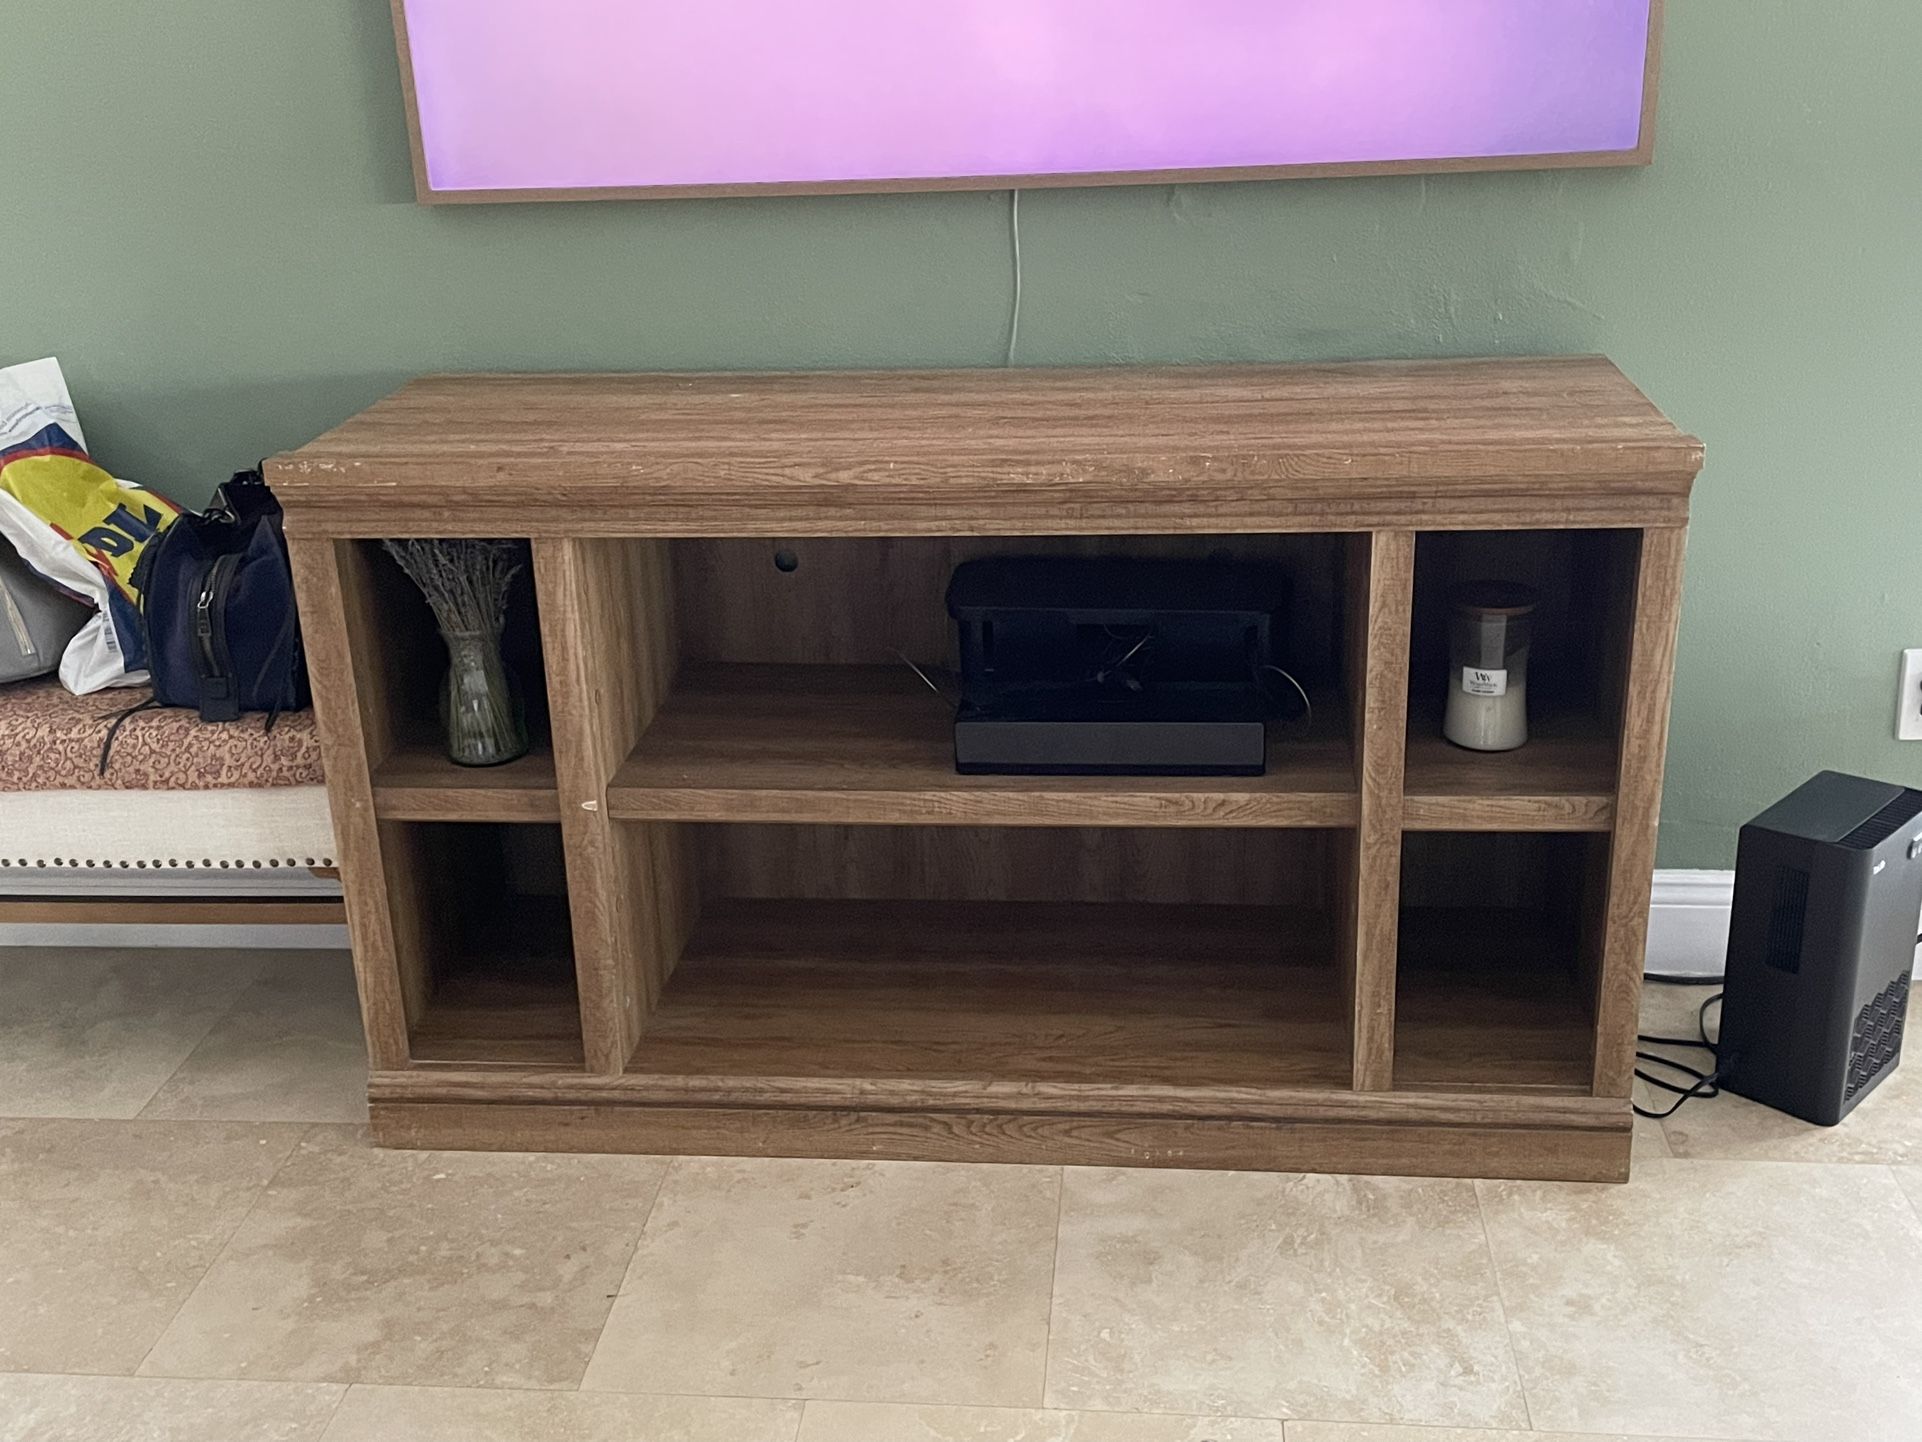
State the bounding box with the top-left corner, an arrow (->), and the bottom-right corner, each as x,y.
607,663 -> 1358,828
273,358 -> 1701,1182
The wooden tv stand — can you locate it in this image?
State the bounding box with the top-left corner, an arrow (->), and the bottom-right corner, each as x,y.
273,358 -> 1701,1182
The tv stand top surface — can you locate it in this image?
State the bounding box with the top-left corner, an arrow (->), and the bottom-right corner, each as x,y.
267,356 -> 1701,538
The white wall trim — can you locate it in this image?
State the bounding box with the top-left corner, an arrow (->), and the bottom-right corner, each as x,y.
1645,867 -> 1734,980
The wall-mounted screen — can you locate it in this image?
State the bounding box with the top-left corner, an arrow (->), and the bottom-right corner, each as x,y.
394,0 -> 1663,204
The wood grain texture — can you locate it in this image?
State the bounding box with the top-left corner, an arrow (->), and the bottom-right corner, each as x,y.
266,361 -> 1702,538
1395,907 -> 1595,1094
1400,830 -> 1592,914
411,148 -> 1655,208
374,819 -> 436,1037
367,1066 -> 1624,1130
675,533 -> 1342,682
335,543 -> 432,768
1640,0 -> 1669,166
387,0 -> 433,205
397,838 -> 583,1068
371,743 -> 560,821
285,536 -> 412,1071
608,664 -> 1355,828
618,898 -> 1346,1091
588,897 -> 1599,1099
277,360 -> 1697,1180
535,538 -> 690,1072
1346,531 -> 1415,1091
408,973 -> 585,1068
371,1102 -> 1630,1182
1592,527 -> 1690,1096
1402,708 -> 1617,832
699,826 -> 1334,908
1408,529 -> 1643,725
1331,538 -> 1368,1088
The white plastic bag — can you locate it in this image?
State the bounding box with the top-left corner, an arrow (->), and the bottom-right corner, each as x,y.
0,358 -> 181,692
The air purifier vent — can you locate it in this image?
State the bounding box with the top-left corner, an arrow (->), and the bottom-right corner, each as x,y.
1764,865 -> 1810,974
1846,969 -> 1912,1102
1839,789 -> 1922,850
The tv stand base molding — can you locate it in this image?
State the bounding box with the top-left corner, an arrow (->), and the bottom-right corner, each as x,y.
367,1082 -> 1629,1183
272,358 -> 1701,1182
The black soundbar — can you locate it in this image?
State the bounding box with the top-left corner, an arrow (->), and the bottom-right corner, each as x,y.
953,717 -> 1266,776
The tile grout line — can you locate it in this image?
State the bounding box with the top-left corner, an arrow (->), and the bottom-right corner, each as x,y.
1879,1161 -> 1922,1232
575,1377 -> 1290,1419
567,1153 -> 681,1392
1618,1150 -> 1910,1170
313,1378 -> 353,1441
128,954 -> 274,1121
1277,1410 -> 1787,1441
126,1119 -> 321,1380
31,1372 -> 1800,1442
1037,1164 -> 1068,1410
9,1372 -> 1794,1442
1470,1177 -> 1534,1433
1903,1172 -> 1922,1228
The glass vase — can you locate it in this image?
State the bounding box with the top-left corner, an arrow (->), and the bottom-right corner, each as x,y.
439,629 -> 528,767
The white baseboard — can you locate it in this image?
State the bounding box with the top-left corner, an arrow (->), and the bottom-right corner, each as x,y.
1645,868 -> 1734,980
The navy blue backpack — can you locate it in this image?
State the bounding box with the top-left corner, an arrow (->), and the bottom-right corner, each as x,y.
135,468 -> 309,724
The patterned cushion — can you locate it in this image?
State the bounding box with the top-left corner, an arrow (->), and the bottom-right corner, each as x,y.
0,678 -> 322,791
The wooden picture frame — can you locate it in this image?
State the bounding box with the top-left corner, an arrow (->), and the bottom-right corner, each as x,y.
392,0 -> 1665,206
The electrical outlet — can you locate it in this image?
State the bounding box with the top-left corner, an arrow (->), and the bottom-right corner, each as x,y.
1900,649 -> 1922,741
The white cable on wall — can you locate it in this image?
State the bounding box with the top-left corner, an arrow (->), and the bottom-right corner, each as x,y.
1006,188 -> 1023,367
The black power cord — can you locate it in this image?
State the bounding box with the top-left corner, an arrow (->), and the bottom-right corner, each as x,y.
1633,987 -> 1723,1120
1636,931 -> 1922,1119
1642,972 -> 1725,986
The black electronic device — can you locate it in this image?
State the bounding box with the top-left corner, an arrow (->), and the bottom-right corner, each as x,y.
1717,771 -> 1922,1125
944,556 -> 1294,776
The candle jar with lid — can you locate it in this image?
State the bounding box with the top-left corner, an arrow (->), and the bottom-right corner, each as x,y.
1444,582 -> 1537,752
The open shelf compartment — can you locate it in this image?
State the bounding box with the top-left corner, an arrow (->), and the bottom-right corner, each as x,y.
609,533 -> 1359,830
1394,831 -> 1604,1093
382,821 -> 584,1068
1403,529 -> 1636,832
338,540 -> 559,822
618,823 -> 1354,1093
608,662 -> 1353,828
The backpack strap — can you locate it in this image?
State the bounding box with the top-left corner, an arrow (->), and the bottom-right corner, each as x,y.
95,693 -> 165,776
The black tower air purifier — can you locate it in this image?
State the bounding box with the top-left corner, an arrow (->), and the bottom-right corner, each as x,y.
1718,772 -> 1922,1125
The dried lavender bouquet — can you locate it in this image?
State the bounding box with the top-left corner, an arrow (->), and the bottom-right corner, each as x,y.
383,540 -> 529,766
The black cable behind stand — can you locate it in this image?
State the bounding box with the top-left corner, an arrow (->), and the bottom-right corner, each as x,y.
1633,987 -> 1723,1120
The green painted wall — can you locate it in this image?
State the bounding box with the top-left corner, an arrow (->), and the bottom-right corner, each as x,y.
7,2 -> 1918,864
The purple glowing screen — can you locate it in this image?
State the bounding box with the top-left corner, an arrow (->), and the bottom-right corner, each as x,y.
399,0 -> 1655,195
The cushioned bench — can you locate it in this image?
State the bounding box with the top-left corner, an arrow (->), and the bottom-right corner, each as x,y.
0,678 -> 336,880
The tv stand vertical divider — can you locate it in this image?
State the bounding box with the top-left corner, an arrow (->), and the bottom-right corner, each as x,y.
274,358 -> 1701,1182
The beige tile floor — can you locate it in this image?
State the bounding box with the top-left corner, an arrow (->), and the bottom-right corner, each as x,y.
1,945 -> 1919,1442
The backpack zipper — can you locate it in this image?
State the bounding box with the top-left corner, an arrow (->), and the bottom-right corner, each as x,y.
194,552 -> 241,721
